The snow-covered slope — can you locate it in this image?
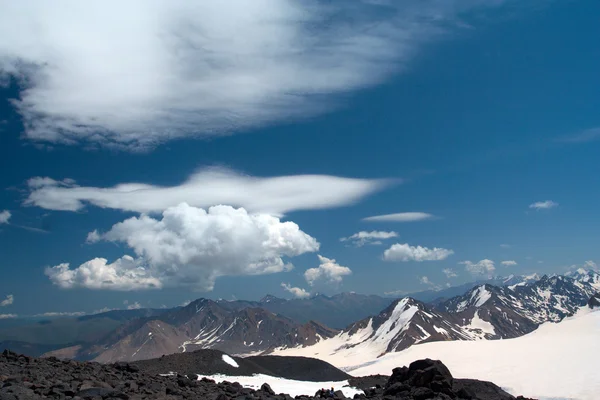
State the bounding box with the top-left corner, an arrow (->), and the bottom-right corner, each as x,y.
271,298 -> 478,367
349,308 -> 600,400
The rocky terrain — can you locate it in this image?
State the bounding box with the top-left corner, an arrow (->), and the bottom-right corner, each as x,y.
0,349 -> 536,399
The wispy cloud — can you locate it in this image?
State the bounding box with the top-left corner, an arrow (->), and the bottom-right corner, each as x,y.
556,127 -> 600,144
25,168 -> 394,215
362,212 -> 435,223
529,200 -> 558,210
0,1 -> 512,151
442,268 -> 458,278
33,311 -> 87,317
500,244 -> 511,249
460,259 -> 495,276
0,314 -> 17,319
340,230 -> 398,247
383,243 -> 454,262
304,255 -> 352,286
501,260 -> 517,266
281,283 -> 310,299
419,276 -> 442,291
0,294 -> 14,307
0,210 -> 11,224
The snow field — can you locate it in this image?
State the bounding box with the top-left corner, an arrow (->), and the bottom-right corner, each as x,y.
196,374 -> 363,398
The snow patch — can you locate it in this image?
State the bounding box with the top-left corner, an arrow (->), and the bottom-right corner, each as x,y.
221,354 -> 239,368
196,373 -> 362,398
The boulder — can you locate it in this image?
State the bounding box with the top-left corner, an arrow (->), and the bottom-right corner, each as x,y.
260,382 -> 276,395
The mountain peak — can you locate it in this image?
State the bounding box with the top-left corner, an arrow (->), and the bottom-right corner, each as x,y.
260,294 -> 285,304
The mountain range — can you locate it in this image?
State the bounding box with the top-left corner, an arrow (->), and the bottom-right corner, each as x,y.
2,270 -> 598,364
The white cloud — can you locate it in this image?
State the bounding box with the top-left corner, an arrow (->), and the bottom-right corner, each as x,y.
383,243 -> 454,262
46,203 -> 319,291
460,259 -> 496,275
501,260 -> 517,266
281,283 -> 310,299
362,212 -> 435,223
33,311 -> 87,317
0,210 -> 11,224
419,276 -> 442,291
558,127 -> 600,143
304,255 -> 352,286
0,1 -> 509,150
86,230 -> 101,244
340,230 -> 398,247
584,260 -> 598,271
383,289 -> 406,297
442,268 -> 458,278
25,168 -> 392,215
0,294 -> 13,307
126,301 -> 142,310
529,200 -> 558,210
0,314 -> 17,319
180,300 -> 192,307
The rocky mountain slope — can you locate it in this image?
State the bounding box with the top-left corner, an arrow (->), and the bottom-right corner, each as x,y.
46,299 -> 339,362
0,349 -> 534,399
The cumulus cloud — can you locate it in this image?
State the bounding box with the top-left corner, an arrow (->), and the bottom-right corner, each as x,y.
529,200 -> 558,210
442,268 -> 458,278
25,168 -> 392,215
0,1 -> 510,150
383,243 -> 454,262
501,260 -> 517,266
0,210 -> 11,224
304,255 -> 352,286
0,314 -> 17,319
0,294 -> 13,307
340,230 -> 398,247
281,283 -> 311,299
460,259 -> 495,275
46,203 -> 319,291
362,212 -> 435,223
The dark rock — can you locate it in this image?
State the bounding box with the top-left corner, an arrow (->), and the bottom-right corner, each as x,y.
260,383 -> 275,395
588,294 -> 600,309
453,378 -> 515,400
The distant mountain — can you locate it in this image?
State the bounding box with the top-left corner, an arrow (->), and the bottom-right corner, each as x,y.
273,272 -> 599,364
404,274 -> 541,304
0,308 -> 168,348
258,292 -> 394,329
46,299 -> 339,362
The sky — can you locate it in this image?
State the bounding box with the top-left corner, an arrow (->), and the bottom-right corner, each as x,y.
1,0 -> 600,317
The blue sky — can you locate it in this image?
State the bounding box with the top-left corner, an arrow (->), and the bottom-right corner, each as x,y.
1,0 -> 599,317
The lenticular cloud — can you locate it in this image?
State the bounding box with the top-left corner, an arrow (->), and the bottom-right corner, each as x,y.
0,1 -> 507,150
46,203 -> 320,291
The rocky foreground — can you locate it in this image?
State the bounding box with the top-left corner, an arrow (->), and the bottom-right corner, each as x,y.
0,350 -> 536,400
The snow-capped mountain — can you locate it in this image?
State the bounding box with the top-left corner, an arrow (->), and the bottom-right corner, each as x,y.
566,267 -> 600,291
273,273 -> 599,365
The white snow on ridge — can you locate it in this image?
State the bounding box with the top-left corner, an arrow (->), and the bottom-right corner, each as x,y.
349,309 -> 600,400
466,311 -> 495,336
222,354 -> 239,368
273,298 -> 420,365
196,374 -> 362,398
471,286 -> 492,308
